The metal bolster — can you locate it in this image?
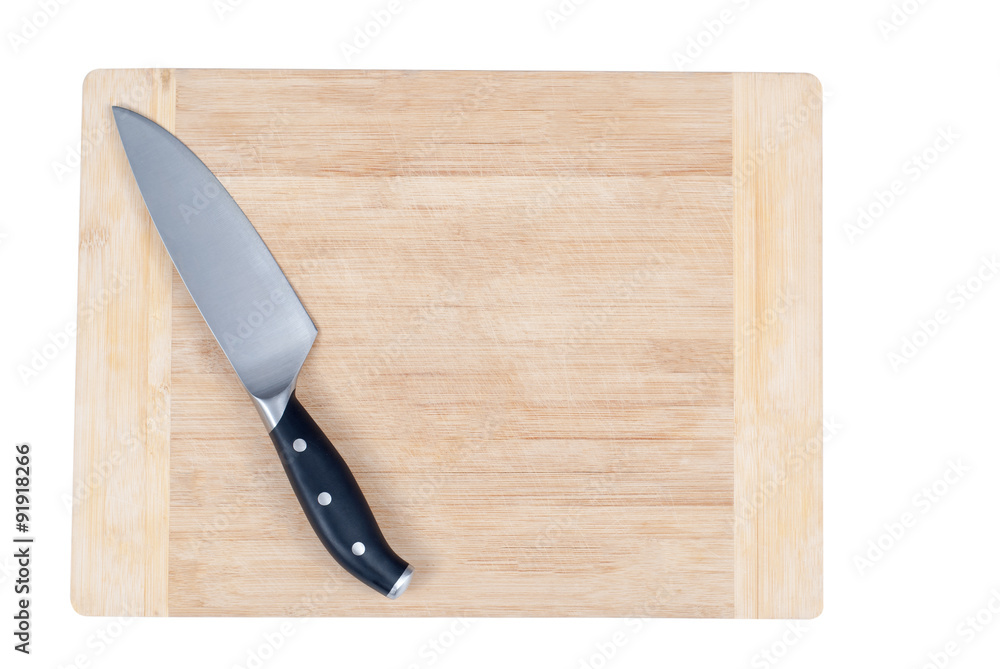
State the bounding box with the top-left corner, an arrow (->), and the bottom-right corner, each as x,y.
252,379 -> 297,432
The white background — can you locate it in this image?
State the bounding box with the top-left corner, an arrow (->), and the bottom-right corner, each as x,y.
2,0 -> 999,667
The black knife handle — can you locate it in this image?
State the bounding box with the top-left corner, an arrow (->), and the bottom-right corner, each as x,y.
269,391 -> 412,598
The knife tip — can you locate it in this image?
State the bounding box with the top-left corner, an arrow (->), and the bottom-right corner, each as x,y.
111,105 -> 139,128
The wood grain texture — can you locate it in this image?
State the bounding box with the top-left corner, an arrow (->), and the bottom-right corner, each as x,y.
733,73 -> 823,618
72,70 -> 821,617
167,70 -> 733,617
71,69 -> 175,616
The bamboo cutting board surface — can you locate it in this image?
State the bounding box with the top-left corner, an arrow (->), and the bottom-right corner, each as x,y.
72,69 -> 822,617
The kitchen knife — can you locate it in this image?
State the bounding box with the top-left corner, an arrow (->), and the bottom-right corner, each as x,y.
111,106 -> 413,599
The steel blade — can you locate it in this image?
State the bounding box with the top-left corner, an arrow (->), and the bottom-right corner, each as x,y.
112,106 -> 316,406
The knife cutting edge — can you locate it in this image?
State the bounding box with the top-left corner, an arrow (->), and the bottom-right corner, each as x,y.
111,106 -> 413,599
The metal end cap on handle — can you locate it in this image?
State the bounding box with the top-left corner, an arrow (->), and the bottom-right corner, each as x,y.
387,565 -> 414,600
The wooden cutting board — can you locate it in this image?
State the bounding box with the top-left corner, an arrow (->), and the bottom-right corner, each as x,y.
72,69 -> 822,618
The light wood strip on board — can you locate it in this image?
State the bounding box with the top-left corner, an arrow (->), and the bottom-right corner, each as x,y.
71,69 -> 175,616
733,73 -> 823,618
